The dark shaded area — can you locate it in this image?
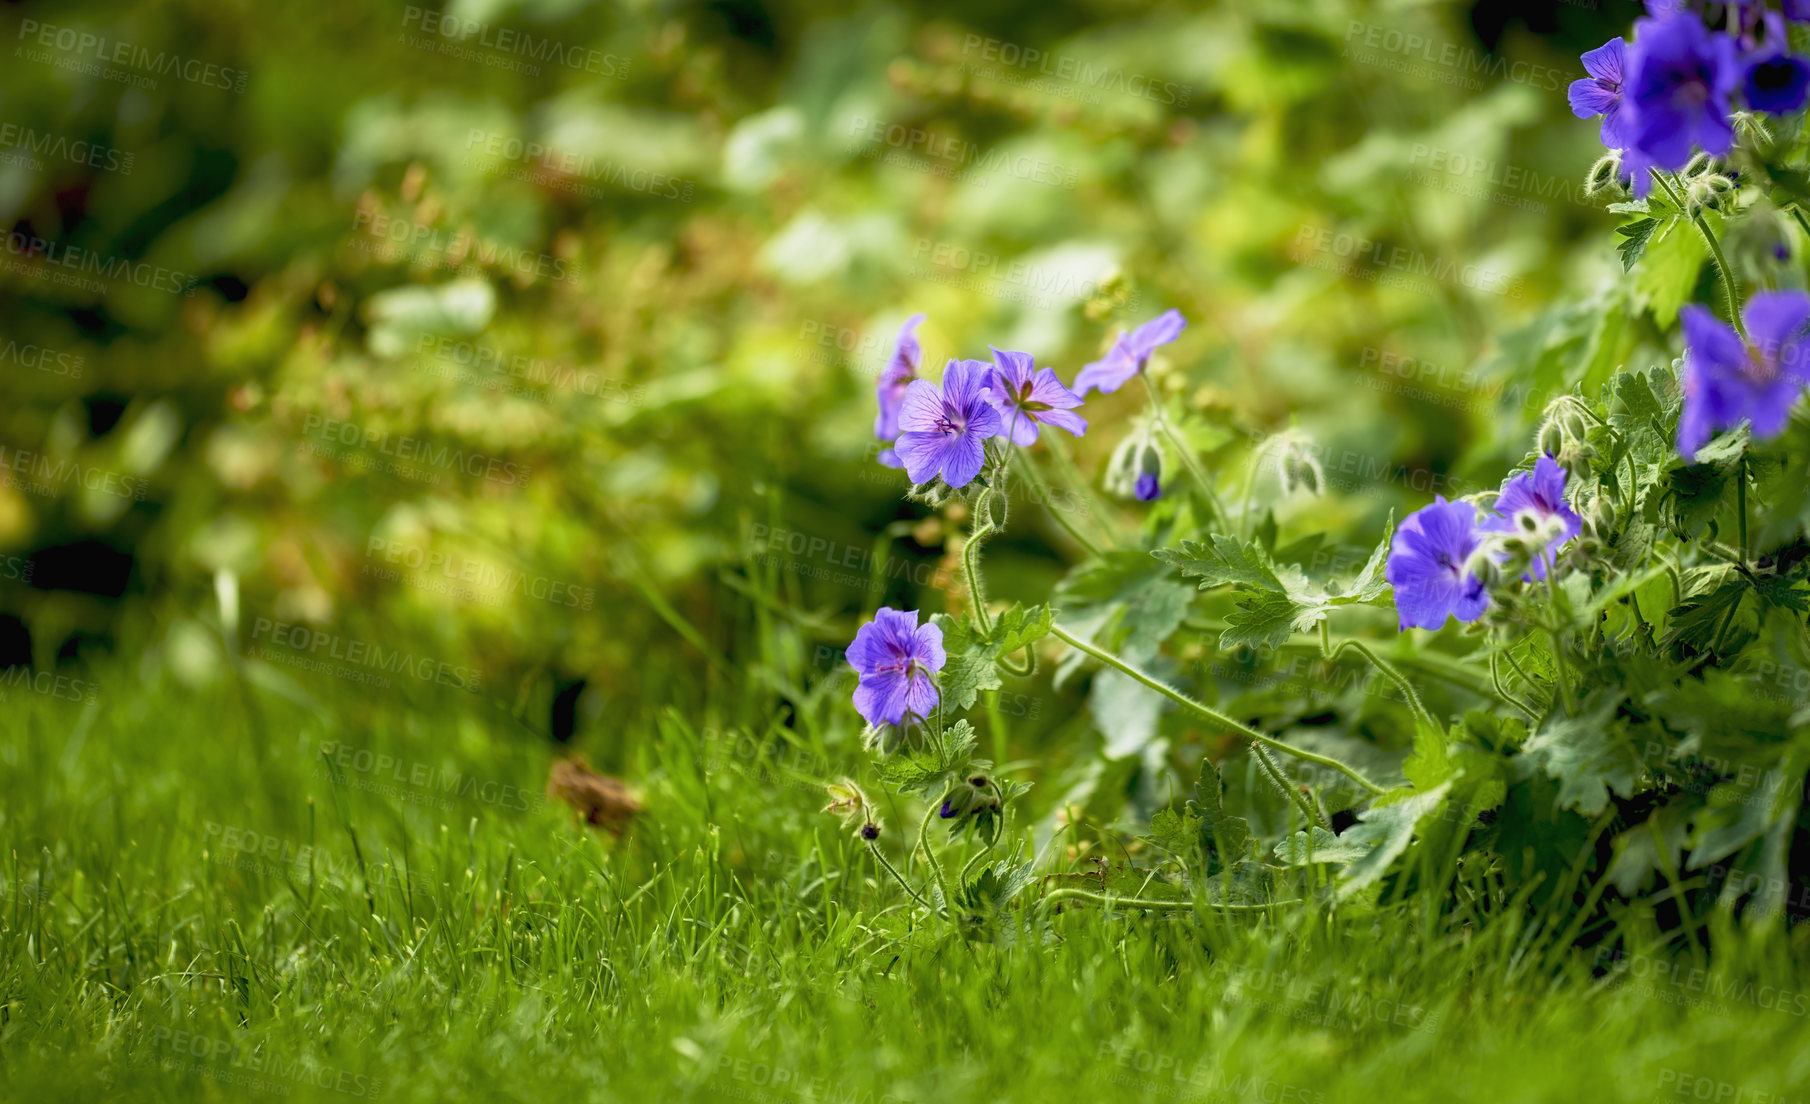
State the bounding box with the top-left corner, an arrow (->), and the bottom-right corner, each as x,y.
27,542 -> 135,599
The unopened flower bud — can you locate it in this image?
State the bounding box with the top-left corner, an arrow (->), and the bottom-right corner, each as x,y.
1585,151 -> 1624,197
938,774 -> 1002,820
1538,418 -> 1566,457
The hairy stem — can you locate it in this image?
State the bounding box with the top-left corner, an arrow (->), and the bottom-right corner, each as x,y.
1653,170 -> 1744,338
917,803 -> 956,918
1252,743 -> 1329,831
1050,623 -> 1387,794
962,522 -> 995,637
1544,572 -> 1579,717
868,842 -> 933,911
1491,651 -> 1541,723
1737,453 -> 1750,566
1318,621 -> 1439,734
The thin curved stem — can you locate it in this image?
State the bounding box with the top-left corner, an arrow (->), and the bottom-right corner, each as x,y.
1039,887 -> 1305,913
1050,622 -> 1387,794
1499,644 -> 1549,713
1012,447 -> 1105,558
1491,652 -> 1541,723
917,803 -> 956,918
868,842 -> 933,911
1140,372 -> 1229,531
1544,572 -> 1579,717
1239,437 -> 1280,540
1251,743 -> 1329,831
1318,621 -> 1439,734
1652,170 -> 1744,338
960,843 -> 996,884
961,524 -> 995,637
997,646 -> 1036,678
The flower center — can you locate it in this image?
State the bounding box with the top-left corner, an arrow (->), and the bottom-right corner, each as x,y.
934,407 -> 966,434
1674,71 -> 1710,110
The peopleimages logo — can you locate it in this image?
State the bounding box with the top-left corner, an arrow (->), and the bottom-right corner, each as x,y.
0,339 -> 84,378
959,34 -> 1194,107
15,19 -> 250,92
0,122 -> 134,174
300,413 -> 532,487
249,618 -> 483,693
401,7 -> 631,78
1,229 -> 201,297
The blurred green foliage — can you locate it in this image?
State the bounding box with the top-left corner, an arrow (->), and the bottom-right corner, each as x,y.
1,0 -> 1639,747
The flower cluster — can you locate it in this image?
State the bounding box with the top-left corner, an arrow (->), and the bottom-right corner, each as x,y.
1388,456 -> 1583,631
871,317 -> 1093,488
1570,5 -> 1810,196
1569,6 -> 1810,462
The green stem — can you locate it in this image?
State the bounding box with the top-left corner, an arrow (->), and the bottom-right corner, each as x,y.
1543,573 -> 1579,717
1238,438 -> 1272,540
1653,170 -> 1744,338
1012,448 -> 1104,558
917,803 -> 956,918
1050,623 -> 1387,794
962,523 -> 995,637
1039,887 -> 1304,913
1140,372 -> 1229,532
1251,743 -> 1329,831
1491,652 -> 1541,724
960,844 -> 996,884
868,842 -> 933,912
1318,621 -> 1439,734
1737,453 -> 1750,566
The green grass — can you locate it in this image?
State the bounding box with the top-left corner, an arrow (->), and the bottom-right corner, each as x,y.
4,662 -> 1808,1104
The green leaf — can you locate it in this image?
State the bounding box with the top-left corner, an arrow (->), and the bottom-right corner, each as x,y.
1055,551 -> 1195,658
1331,512 -> 1394,606
1147,806 -> 1201,858
1187,756 -> 1251,870
1518,695 -> 1637,817
1633,213 -> 1707,328
1155,534 -> 1284,592
932,615 -> 1003,713
993,603 -> 1054,653
874,720 -> 978,798
1663,576 -> 1755,657
1337,781 -> 1454,898
1615,217 -> 1659,272
1274,826 -> 1372,866
1222,590 -> 1320,651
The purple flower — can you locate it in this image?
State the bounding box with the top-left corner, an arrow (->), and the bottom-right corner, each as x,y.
983,348 -> 1087,446
1073,309 -> 1187,396
1744,50 -> 1810,113
1678,291 -> 1810,460
1570,38 -> 1632,147
847,607 -> 945,728
1134,472 -> 1161,501
1789,0 -> 1810,23
1624,14 -> 1739,172
875,313 -> 925,442
1485,456 -> 1583,580
895,359 -> 1005,487
1386,497 -> 1489,632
